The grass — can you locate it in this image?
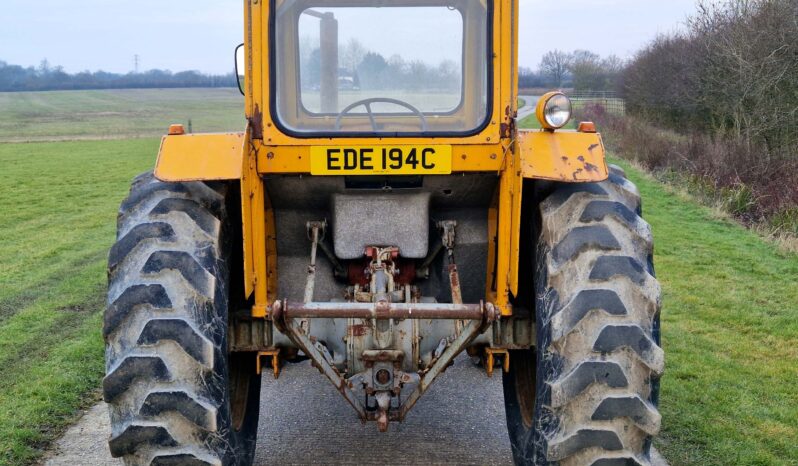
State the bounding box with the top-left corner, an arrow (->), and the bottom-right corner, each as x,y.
614,160 -> 798,465
0,89 -> 795,464
0,139 -> 157,464
0,88 -> 244,142
518,112 -> 577,130
519,116 -> 798,464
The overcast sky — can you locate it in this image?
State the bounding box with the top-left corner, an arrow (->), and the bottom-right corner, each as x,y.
0,0 -> 697,74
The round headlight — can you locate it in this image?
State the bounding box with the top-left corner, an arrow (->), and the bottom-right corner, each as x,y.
536,92 -> 573,130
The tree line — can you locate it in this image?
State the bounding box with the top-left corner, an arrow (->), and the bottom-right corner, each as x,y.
0,59 -> 237,92
520,50 -> 624,91
300,38 -> 461,92
301,39 -> 623,93
3,45 -> 622,94
586,0 -> 798,232
623,0 -> 798,159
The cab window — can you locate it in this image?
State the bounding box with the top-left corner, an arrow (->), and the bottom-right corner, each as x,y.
273,0 -> 490,137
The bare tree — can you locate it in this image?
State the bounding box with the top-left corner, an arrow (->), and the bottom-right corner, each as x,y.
539,50 -> 572,87
623,0 -> 798,187
688,0 -> 798,151
569,50 -> 602,90
341,38 -> 367,73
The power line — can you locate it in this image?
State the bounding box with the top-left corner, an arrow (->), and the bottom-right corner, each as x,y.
133,55 -> 140,74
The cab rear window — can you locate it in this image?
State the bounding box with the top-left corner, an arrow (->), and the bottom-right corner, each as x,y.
273,0 -> 490,137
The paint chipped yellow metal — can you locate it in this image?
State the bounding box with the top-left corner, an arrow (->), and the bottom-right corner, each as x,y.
518,130 -> 609,182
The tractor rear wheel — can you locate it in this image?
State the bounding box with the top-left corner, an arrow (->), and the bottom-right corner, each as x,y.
503,166 -> 663,465
103,173 -> 260,466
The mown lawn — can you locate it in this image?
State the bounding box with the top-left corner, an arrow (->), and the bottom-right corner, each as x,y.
0,139 -> 157,464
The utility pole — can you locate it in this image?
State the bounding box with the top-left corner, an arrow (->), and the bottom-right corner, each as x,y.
133,55 -> 140,74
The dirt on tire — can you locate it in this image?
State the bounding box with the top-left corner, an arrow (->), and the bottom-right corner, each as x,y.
503,165 -> 663,465
103,174 -> 260,465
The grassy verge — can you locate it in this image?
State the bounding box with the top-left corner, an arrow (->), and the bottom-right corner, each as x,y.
614,159 -> 798,465
519,112 -> 798,463
578,107 -> 798,246
0,139 -> 156,464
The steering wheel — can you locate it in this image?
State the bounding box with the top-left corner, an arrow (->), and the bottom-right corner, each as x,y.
334,98 -> 428,132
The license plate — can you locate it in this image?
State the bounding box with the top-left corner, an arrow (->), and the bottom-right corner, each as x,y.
310,145 -> 452,176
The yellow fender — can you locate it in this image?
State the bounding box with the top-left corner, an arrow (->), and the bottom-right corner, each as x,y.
154,132 -> 245,182
518,129 -> 608,182
497,129 -> 608,313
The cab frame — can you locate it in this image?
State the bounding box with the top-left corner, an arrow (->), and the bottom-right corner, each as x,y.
154,0 -> 609,320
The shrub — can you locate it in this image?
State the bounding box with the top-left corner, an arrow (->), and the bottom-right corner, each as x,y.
580,104 -> 798,232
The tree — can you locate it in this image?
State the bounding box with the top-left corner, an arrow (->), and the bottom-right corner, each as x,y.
38,59 -> 51,75
623,0 -> 798,159
357,52 -> 388,89
518,67 -> 545,89
302,48 -> 322,89
341,38 -> 367,73
385,54 -> 406,88
436,60 -> 460,91
539,50 -> 571,87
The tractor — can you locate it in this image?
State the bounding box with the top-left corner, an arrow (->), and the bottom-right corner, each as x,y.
103,1 -> 663,465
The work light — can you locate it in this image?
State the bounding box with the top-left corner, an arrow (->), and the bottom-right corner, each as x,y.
536,92 -> 573,130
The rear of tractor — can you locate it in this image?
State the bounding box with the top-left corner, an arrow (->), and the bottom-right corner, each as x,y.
102,1 -> 663,465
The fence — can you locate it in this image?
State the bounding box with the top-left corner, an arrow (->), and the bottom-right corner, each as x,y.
566,90 -> 626,116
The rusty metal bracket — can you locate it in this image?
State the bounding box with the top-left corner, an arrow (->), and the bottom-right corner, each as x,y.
437,220 -> 458,252
484,347 -> 510,378
271,300 -> 367,421
272,300 -> 499,429
399,303 -> 499,420
256,349 -> 282,379
437,221 -> 464,334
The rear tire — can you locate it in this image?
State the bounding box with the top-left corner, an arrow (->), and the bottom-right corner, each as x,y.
503,166 -> 663,465
103,173 -> 260,466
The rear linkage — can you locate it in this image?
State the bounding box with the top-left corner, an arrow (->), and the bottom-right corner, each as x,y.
271,220 -> 499,432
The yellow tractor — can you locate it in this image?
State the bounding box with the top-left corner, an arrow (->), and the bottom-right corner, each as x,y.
103,1 -> 663,465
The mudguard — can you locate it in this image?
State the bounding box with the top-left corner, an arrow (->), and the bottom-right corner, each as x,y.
154,132 -> 244,182
518,130 -> 609,182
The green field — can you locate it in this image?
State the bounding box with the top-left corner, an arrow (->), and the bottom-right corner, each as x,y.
0,138 -> 157,464
0,89 -> 796,465
0,88 -> 244,142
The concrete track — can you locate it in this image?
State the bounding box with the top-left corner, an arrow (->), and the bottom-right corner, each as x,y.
517,95 -> 539,121
44,354 -> 668,465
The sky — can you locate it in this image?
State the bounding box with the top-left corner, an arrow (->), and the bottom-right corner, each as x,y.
0,0 -> 698,75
